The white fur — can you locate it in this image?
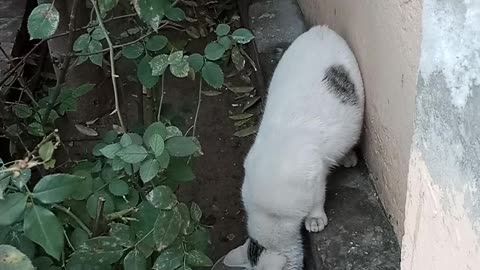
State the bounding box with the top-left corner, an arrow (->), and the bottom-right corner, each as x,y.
225,25 -> 364,270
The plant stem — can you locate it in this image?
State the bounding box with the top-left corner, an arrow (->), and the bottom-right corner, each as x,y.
157,75 -> 165,121
64,230 -> 76,251
53,204 -> 93,237
42,0 -> 80,126
72,31 -> 153,57
192,79 -> 203,137
106,207 -> 138,221
91,0 -> 126,133
93,196 -> 106,236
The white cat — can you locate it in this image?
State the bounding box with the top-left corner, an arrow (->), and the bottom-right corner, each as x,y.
224,25 -> 365,270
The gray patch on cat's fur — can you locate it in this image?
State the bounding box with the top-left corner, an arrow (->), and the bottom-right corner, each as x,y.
247,238 -> 265,266
323,65 -> 358,105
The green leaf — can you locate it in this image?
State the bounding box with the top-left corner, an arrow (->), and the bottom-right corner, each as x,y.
231,46 -> 245,70
24,205 -> 64,260
99,0 -> 119,14
165,136 -> 199,157
215,24 -> 231,36
122,43 -> 144,59
73,34 -> 90,52
113,188 -> 139,211
168,51 -> 184,65
170,57 -> 190,78
124,249 -> 146,270
12,104 -> 33,119
128,133 -> 144,145
146,35 -> 168,52
186,250 -> 213,267
71,228 -> 89,249
93,142 -> 107,156
187,53 -> 204,73
86,192 -> 115,219
33,174 -> 83,204
111,157 -> 127,171
166,126 -> 183,139
70,236 -> 124,265
177,203 -> 192,235
201,61 -> 224,89
137,55 -> 159,89
120,134 -> 133,147
218,36 -> 232,50
133,0 -> 169,31
88,40 -> 103,66
73,84 -> 95,97
1,226 -> 36,260
108,180 -> 129,196
150,54 -> 169,76
152,245 -> 183,270
116,144 -> 148,164
27,122 -> 44,137
165,7 -> 185,21
35,108 -> 59,124
103,130 -> 119,143
146,186 -> 177,210
190,202 -> 202,223
231,28 -> 255,44
153,207 -> 182,251
144,122 -> 168,143
100,143 -> 121,159
39,141 -> 54,161
204,42 -> 226,61
91,27 -> 106,41
0,245 -> 34,270
109,223 -> 134,247
157,150 -> 170,169
27,4 -> 60,40
0,193 -> 28,226
165,159 -> 193,183
131,201 -> 157,252
149,134 -> 165,156
139,159 -> 161,183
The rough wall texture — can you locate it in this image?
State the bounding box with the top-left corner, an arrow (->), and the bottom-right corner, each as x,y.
402,0 -> 480,268
296,0 -> 422,239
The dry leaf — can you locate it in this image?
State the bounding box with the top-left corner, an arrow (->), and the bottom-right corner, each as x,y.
229,113 -> 253,120
75,124 -> 98,137
242,96 -> 261,112
227,86 -> 255,94
234,125 -> 259,137
202,90 -> 223,96
234,119 -> 250,127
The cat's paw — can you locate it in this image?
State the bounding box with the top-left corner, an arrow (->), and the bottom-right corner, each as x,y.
340,151 -> 358,168
305,212 -> 328,233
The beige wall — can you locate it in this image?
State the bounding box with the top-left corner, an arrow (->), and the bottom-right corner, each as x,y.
297,0 -> 422,239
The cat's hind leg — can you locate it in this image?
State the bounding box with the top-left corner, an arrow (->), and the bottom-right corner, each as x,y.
305,180 -> 328,233
339,149 -> 358,168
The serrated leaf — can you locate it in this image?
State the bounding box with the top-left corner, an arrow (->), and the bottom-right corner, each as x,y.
190,202 -> 202,222
88,40 -> 103,66
86,192 -> 115,219
103,130 -> 119,143
204,42 -> 226,61
91,27 -> 106,40
201,61 -> 224,89
233,125 -> 259,137
12,104 -> 33,119
123,43 -> 144,59
108,180 -> 129,196
71,228 -> 89,249
157,150 -> 170,169
0,245 -> 34,270
24,205 -> 64,260
177,203 -> 191,235
70,236 -> 124,265
39,141 -> 54,161
146,35 -> 168,51
144,122 -> 168,143
27,4 -> 59,40
215,24 -> 231,36
150,54 -> 169,76
100,143 -> 122,159
187,53 -> 204,72
75,124 -> 99,137
170,57 -> 189,78
99,0 -> 119,14
27,122 -> 44,137
165,7 -> 185,22
0,193 -> 28,226
133,0 -> 169,31
231,46 -> 245,71
124,249 -> 146,270
109,223 -> 134,247
229,113 -> 254,120
168,51 -> 183,65
120,134 -> 133,147
131,201 -> 157,251
165,136 -> 199,157
152,245 -> 183,270
33,174 -> 83,204
146,186 -> 177,210
218,36 -> 232,50
186,250 -> 212,267
116,144 -> 148,164
139,159 -> 160,183
138,55 -> 159,88
148,134 -> 165,156
231,28 -> 254,44
166,126 -> 183,139
165,159 -> 194,183
153,207 -> 182,251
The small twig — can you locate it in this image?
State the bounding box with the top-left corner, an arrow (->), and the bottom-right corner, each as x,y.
157,75 -> 165,121
239,46 -> 258,72
42,0 -> 80,126
93,196 -> 106,236
106,207 -> 138,221
53,204 -> 93,237
91,0 -> 125,132
192,79 -> 203,137
0,41 -> 45,88
64,230 -> 76,251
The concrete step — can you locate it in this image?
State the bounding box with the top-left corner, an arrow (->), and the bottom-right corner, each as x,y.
247,1 -> 401,269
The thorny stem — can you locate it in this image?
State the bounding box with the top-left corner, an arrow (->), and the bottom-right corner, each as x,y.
192,79 -> 203,137
91,0 -> 126,132
157,75 -> 165,121
53,204 -> 93,237
42,0 -> 80,126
